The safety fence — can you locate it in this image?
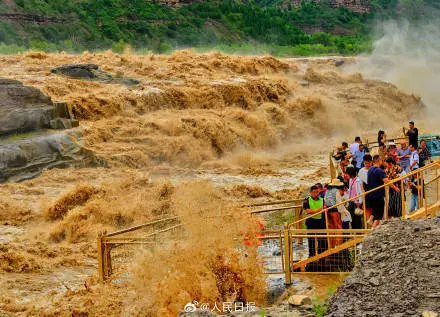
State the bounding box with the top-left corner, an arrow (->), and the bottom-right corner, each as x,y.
97,216 -> 183,282
258,228 -> 368,278
97,163 -> 440,283
262,161 -> 440,284
246,199 -> 303,231
292,162 -> 440,231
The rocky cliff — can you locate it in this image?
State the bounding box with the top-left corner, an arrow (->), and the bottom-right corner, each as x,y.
287,0 -> 370,13
149,0 -> 371,12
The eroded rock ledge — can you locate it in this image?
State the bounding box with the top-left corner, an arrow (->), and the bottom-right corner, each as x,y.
0,78 -> 97,182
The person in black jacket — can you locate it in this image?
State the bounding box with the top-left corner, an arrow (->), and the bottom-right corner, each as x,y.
406,121 -> 418,148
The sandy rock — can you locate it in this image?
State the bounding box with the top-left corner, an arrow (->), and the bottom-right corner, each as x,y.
423,311 -> 438,317
288,295 -> 312,306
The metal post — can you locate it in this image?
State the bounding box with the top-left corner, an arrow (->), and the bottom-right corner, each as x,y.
417,172 -> 421,210
329,152 -> 336,179
325,211 -> 330,250
362,192 -> 367,228
436,165 -> 439,202
420,171 -> 425,209
104,244 -> 112,279
295,207 -> 303,244
97,233 -> 105,282
283,223 -> 291,285
401,180 -> 406,218
279,231 -> 284,272
384,185 -> 389,220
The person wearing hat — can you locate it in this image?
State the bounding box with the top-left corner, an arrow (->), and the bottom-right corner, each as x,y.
324,178 -> 344,248
303,185 -> 327,257
406,121 -> 418,148
387,140 -> 398,162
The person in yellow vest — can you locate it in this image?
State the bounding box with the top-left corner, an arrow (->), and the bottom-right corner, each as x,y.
303,185 -> 327,257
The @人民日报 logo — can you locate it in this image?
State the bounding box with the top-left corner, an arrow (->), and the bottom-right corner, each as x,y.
184,301 -> 198,313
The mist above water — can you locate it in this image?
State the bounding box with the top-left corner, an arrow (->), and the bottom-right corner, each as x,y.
345,20 -> 440,129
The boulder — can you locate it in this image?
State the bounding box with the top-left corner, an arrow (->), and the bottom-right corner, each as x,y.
0,130 -> 96,183
288,295 -> 312,306
50,64 -> 99,79
0,79 -> 54,136
333,60 -> 345,67
51,64 -> 140,86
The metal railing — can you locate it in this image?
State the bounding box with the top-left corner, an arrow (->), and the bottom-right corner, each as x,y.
265,161 -> 440,285
290,161 -> 440,232
258,227 -> 368,284
97,162 -> 440,283
97,216 -> 183,282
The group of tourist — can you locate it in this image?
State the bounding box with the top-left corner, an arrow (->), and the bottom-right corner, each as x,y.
302,121 -> 435,256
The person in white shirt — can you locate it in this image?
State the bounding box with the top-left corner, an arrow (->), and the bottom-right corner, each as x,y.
409,144 -> 419,171
349,136 -> 361,156
358,154 -> 372,192
347,167 -> 363,229
336,186 -> 352,229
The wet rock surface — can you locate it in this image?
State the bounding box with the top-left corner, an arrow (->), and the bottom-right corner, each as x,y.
51,64 -> 140,85
0,130 -> 97,182
0,78 -> 53,135
327,218 -> 440,317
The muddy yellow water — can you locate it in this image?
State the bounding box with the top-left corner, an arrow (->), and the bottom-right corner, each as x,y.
0,51 -> 427,316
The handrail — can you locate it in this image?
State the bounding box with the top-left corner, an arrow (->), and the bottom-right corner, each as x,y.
366,136 -> 408,149
424,174 -> 440,186
242,199 -> 303,208
250,204 -> 302,214
105,216 -> 180,237
288,161 -> 440,229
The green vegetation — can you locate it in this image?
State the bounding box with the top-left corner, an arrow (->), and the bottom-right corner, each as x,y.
0,0 -> 437,55
312,285 -> 337,317
2,131 -> 40,142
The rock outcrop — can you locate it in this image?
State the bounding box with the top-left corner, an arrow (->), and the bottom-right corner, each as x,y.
51,64 -> 140,86
0,13 -> 69,25
0,78 -> 96,182
287,0 -> 370,13
0,79 -> 54,136
0,130 -> 96,182
326,218 -> 440,316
